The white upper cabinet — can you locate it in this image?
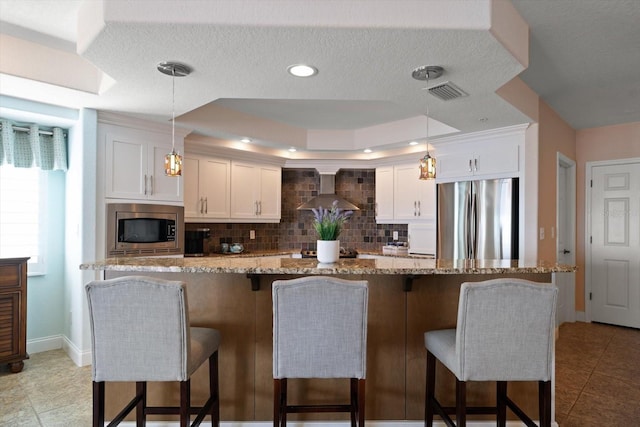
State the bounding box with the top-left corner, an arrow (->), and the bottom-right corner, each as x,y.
435,134 -> 521,182
375,163 -> 436,224
375,166 -> 394,222
104,131 -> 182,202
183,156 -> 231,220
393,163 -> 436,221
230,161 -> 281,221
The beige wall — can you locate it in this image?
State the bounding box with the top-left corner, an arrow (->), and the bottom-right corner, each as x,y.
537,101 -> 576,262
575,122 -> 640,311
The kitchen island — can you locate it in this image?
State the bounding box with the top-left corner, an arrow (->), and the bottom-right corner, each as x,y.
81,255 -> 574,424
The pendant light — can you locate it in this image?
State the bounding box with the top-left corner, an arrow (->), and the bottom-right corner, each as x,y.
158,61 -> 191,177
412,65 -> 443,180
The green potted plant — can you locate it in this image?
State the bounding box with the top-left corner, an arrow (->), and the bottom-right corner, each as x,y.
312,200 -> 353,263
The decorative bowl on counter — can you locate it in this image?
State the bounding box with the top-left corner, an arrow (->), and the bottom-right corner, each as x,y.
230,243 -> 244,253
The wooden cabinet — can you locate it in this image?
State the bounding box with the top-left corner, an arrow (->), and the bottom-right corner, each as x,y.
375,166 -> 394,222
183,156 -> 231,220
0,257 -> 29,373
230,162 -> 281,221
104,132 -> 183,202
436,137 -> 519,181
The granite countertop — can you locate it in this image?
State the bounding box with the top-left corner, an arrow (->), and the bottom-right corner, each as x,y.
80,253 -> 576,275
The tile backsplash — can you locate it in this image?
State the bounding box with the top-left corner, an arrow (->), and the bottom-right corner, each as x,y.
186,168 -> 407,254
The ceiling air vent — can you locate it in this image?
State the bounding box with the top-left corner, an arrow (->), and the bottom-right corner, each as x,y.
428,81 -> 469,101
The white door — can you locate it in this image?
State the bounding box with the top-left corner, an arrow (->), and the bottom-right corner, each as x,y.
590,160 -> 640,328
555,154 -> 576,325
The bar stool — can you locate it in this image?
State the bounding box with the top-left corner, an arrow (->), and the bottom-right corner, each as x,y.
272,276 -> 368,427
85,276 -> 221,427
425,278 -> 558,427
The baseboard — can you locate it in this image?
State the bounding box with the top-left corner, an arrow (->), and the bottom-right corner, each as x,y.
62,335 -> 92,367
26,335 -> 63,354
117,421 -> 559,427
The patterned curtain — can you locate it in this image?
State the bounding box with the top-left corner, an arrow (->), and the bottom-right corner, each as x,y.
0,119 -> 68,171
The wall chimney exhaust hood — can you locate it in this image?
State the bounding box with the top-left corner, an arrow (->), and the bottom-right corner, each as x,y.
297,174 -> 360,211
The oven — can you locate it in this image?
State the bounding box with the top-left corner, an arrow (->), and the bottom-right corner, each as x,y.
106,203 -> 184,257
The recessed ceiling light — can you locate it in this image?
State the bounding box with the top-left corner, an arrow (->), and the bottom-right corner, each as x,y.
409,141 -> 419,146
240,138 -> 251,143
364,149 -> 372,153
288,147 -> 297,152
287,64 -> 318,77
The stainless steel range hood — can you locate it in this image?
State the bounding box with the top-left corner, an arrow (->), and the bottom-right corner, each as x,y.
297,174 -> 360,211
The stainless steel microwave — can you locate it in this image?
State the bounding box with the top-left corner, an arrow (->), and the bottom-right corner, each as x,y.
106,203 -> 184,257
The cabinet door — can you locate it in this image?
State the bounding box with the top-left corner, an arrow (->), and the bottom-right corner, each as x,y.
200,158 -> 231,218
475,141 -> 519,176
105,134 -> 146,199
416,179 -> 436,220
230,162 -> 258,218
183,156 -> 200,218
436,151 -> 474,180
147,143 -> 183,202
394,164 -> 420,221
375,167 -> 394,222
408,222 -> 436,255
257,166 -> 281,219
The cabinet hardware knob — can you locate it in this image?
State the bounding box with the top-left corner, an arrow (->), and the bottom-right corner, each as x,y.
144,174 -> 148,195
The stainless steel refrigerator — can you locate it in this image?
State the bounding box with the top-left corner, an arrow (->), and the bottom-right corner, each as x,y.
437,178 -> 518,259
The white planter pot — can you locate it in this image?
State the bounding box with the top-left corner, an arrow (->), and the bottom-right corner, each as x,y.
317,240 -> 340,263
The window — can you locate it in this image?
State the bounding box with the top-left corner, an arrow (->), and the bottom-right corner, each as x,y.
0,165 -> 47,275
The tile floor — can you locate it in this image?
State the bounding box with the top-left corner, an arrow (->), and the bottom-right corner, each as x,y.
1,321 -> 638,426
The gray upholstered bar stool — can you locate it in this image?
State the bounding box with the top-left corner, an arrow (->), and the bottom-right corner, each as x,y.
85,276 -> 221,427
425,278 -> 558,427
272,276 -> 368,427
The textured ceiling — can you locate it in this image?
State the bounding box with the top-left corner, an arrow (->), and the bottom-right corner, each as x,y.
0,0 -> 638,157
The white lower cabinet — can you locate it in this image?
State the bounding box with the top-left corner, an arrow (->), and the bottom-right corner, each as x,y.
230,162 -> 281,220
408,222 -> 436,256
183,156 -> 230,220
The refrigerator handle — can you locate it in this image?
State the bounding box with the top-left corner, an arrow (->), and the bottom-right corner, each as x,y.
470,190 -> 477,259
465,191 -> 473,259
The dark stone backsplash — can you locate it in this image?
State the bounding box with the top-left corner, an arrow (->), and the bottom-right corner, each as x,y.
185,168 -> 407,254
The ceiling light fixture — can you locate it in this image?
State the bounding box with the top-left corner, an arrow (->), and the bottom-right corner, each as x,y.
364,148 -> 372,153
287,64 -> 318,77
241,138 -> 251,143
288,147 -> 297,152
158,61 -> 191,177
409,141 -> 419,146
412,65 -> 443,180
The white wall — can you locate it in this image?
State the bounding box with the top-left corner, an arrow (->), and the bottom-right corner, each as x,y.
63,107 -> 98,366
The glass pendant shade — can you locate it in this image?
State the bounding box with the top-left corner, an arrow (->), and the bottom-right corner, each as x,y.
165,149 -> 182,176
419,153 -> 436,180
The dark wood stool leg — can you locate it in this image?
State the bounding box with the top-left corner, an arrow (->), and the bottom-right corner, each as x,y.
281,378 -> 288,427
210,352 -> 220,427
358,378 -> 366,427
425,351 -> 436,427
93,381 -> 104,427
456,380 -> 466,427
273,379 -> 281,427
350,378 -> 357,427
136,382 -> 146,426
539,380 -> 551,427
180,379 -> 190,427
497,381 -> 507,427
